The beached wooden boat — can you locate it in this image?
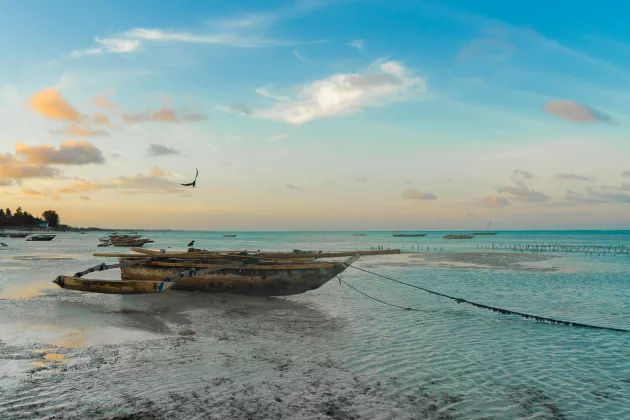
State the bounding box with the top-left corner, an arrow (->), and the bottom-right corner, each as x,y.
53,255 -> 362,296
27,234 -> 56,241
443,234 -> 474,239
121,248 -> 400,260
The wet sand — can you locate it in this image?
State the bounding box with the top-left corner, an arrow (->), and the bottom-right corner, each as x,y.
404,252 -> 562,272
0,291 -> 461,419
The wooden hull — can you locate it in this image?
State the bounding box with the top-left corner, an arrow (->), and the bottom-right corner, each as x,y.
27,235 -> 56,241
443,234 -> 474,239
119,259 -> 354,296
471,232 -> 497,236
8,234 -> 28,238
53,276 -> 173,294
123,248 -> 400,260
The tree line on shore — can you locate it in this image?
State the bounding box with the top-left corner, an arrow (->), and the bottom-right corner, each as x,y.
0,207 -> 60,228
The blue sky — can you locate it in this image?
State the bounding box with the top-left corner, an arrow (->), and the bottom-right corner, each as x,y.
1,0 -> 630,230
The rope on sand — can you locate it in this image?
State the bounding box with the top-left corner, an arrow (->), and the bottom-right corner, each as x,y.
344,266 -> 630,333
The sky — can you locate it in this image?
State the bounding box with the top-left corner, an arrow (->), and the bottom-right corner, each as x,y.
1,0 -> 630,230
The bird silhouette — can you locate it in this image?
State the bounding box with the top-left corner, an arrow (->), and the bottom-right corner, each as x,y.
187,240 -> 195,247
181,169 -> 199,188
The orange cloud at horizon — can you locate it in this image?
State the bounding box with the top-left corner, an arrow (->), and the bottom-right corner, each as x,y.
29,88 -> 81,122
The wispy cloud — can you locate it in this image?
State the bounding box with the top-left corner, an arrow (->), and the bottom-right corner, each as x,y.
347,39 -> 365,52
293,50 -> 308,61
250,60 -> 424,125
146,144 -> 181,157
554,173 -> 596,181
255,87 -> 291,102
622,171 -> 630,178
264,134 -> 288,143
480,196 -> 510,208
496,185 -> 550,202
401,189 -> 437,200
51,124 -> 109,137
543,100 -> 613,123
216,102 -> 253,116
123,107 -> 207,123
285,184 -> 304,191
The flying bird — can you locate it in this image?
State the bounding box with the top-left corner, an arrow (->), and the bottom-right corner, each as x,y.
187,240 -> 195,247
181,169 -> 199,188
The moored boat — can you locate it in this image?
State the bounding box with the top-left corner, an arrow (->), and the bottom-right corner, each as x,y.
392,232 -> 427,237
8,233 -> 28,238
443,234 -> 474,239
223,234 -> 237,237
27,234 -> 56,241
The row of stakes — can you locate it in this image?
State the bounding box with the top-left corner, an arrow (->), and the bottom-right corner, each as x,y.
367,243 -> 630,257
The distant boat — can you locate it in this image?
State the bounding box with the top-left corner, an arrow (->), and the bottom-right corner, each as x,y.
392,232 -> 427,237
443,234 -> 474,239
8,233 -> 29,238
27,234 -> 56,242
223,234 -> 237,238
352,233 -> 366,236
471,221 -> 497,236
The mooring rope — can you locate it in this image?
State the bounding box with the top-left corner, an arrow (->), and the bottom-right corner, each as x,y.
338,277 -> 421,311
347,266 -> 630,333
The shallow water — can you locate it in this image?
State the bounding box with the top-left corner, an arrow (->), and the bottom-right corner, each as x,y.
0,231 -> 629,419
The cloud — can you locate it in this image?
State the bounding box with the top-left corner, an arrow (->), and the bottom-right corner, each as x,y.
22,188 -> 44,196
512,169 -> 534,184
93,94 -> 116,109
554,173 -> 595,181
96,37 -> 141,53
123,107 -> 208,123
51,124 -> 109,137
146,144 -> 181,157
543,100 -> 612,123
0,153 -> 60,185
480,196 -> 510,208
55,180 -> 97,194
112,152 -> 122,159
122,27 -> 292,48
293,50 -> 308,61
151,166 -> 168,176
255,88 -> 291,102
216,102 -> 253,116
496,185 -> 550,202
101,172 -> 185,195
264,134 -> 288,143
70,48 -> 103,58
250,60 -> 424,125
285,184 -> 304,191
15,141 -> 105,165
623,171 -> 630,178
355,176 -> 369,183
347,39 -> 365,52
29,88 -> 81,122
401,189 -> 437,200
564,189 -> 604,205
93,113 -> 111,126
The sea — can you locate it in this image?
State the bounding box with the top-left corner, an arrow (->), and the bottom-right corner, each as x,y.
0,230 -> 629,420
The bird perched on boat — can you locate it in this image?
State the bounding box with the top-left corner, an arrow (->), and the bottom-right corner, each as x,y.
187,240 -> 195,247
181,169 -> 199,188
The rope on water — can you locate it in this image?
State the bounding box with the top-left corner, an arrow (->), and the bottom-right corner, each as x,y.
338,277 -> 421,311
347,266 -> 630,333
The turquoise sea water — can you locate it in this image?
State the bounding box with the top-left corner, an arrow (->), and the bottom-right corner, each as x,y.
1,230 -> 629,419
